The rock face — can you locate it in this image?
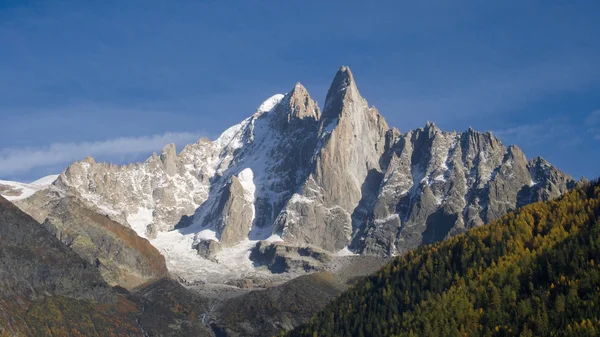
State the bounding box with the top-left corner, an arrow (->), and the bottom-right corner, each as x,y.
213,272 -> 346,337
133,278 -> 213,337
250,241 -> 332,273
355,124 -> 575,256
0,196 -> 114,302
42,196 -> 169,289
274,66 -> 390,252
0,195 -> 216,336
8,66 -> 575,261
217,174 -> 255,245
0,195 -> 145,335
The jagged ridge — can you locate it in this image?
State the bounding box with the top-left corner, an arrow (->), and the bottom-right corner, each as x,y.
9,67 -> 574,275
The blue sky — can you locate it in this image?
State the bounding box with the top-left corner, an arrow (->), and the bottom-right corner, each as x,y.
1,0 -> 599,181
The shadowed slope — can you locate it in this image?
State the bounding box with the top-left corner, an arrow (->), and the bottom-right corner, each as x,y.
0,196 -> 142,336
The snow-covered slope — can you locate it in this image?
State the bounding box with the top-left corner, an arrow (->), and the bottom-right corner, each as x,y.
0,174 -> 59,201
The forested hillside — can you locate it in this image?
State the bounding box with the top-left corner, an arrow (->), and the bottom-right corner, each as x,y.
285,179 -> 600,337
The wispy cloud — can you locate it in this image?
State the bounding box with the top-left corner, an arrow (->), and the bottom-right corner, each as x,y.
492,117 -> 580,148
586,110 -> 600,139
381,56 -> 599,129
0,132 -> 204,177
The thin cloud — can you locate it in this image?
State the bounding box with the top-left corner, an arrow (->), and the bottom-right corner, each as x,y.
0,131 -> 204,177
586,110 -> 600,140
492,117 -> 580,148
380,56 -> 599,130
586,110 -> 600,125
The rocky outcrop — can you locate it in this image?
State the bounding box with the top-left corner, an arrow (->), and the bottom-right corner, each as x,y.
0,183 -> 23,198
356,124 -> 576,256
212,255 -> 389,337
0,195 -> 221,336
250,241 -> 332,273
42,196 -> 169,290
0,195 -> 114,301
133,278 -> 213,337
0,196 -> 147,335
194,169 -> 258,258
274,66 -> 390,252
189,85 -> 321,253
526,157 -> 576,202
17,142 -> 216,239
216,174 -> 255,246
213,272 -> 345,337
195,239 -> 222,261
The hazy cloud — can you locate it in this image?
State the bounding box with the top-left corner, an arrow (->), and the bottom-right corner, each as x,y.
382,57 -> 599,129
493,117 -> 580,148
587,110 -> 600,125
0,131 -> 204,177
586,110 -> 600,139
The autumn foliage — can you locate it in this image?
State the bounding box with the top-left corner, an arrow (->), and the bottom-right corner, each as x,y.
285,179 -> 600,337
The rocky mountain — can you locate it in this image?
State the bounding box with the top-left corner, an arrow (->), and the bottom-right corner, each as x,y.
284,179 -> 600,337
0,194 -> 215,336
8,66 -> 574,282
11,182 -> 170,290
0,195 -> 140,335
0,66 -> 579,337
42,195 -> 169,289
0,195 -> 114,303
354,124 -> 575,256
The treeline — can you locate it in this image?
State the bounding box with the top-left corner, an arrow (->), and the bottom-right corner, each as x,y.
284,179 -> 600,337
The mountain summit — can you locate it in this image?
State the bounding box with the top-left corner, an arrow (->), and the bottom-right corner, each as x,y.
9,66 -> 574,281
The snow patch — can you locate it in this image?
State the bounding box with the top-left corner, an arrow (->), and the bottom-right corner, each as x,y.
126,207 -> 153,238
237,168 -> 256,230
212,239 -> 257,269
336,247 -> 358,256
289,193 -> 314,204
152,229 -> 279,284
0,174 -> 59,201
265,234 -> 284,243
196,229 -> 219,242
237,168 -> 256,200
374,213 -> 400,225
213,119 -> 248,150
322,118 -> 338,134
257,94 -> 285,113
30,174 -> 60,186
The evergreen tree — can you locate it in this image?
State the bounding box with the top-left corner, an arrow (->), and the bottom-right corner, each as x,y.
284,179 -> 600,337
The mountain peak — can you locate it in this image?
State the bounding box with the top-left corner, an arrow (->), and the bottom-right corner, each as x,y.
161,143 -> 176,153
275,82 -> 320,122
11,67 -> 576,288
160,143 -> 178,175
322,66 -> 361,122
529,156 -> 551,168
82,156 -> 96,165
339,65 -> 352,75
293,81 -> 305,91
288,82 -> 309,101
327,66 -> 355,96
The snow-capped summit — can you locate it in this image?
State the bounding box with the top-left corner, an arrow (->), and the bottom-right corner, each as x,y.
256,94 -> 285,114
10,66 -> 575,282
0,174 -> 59,201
